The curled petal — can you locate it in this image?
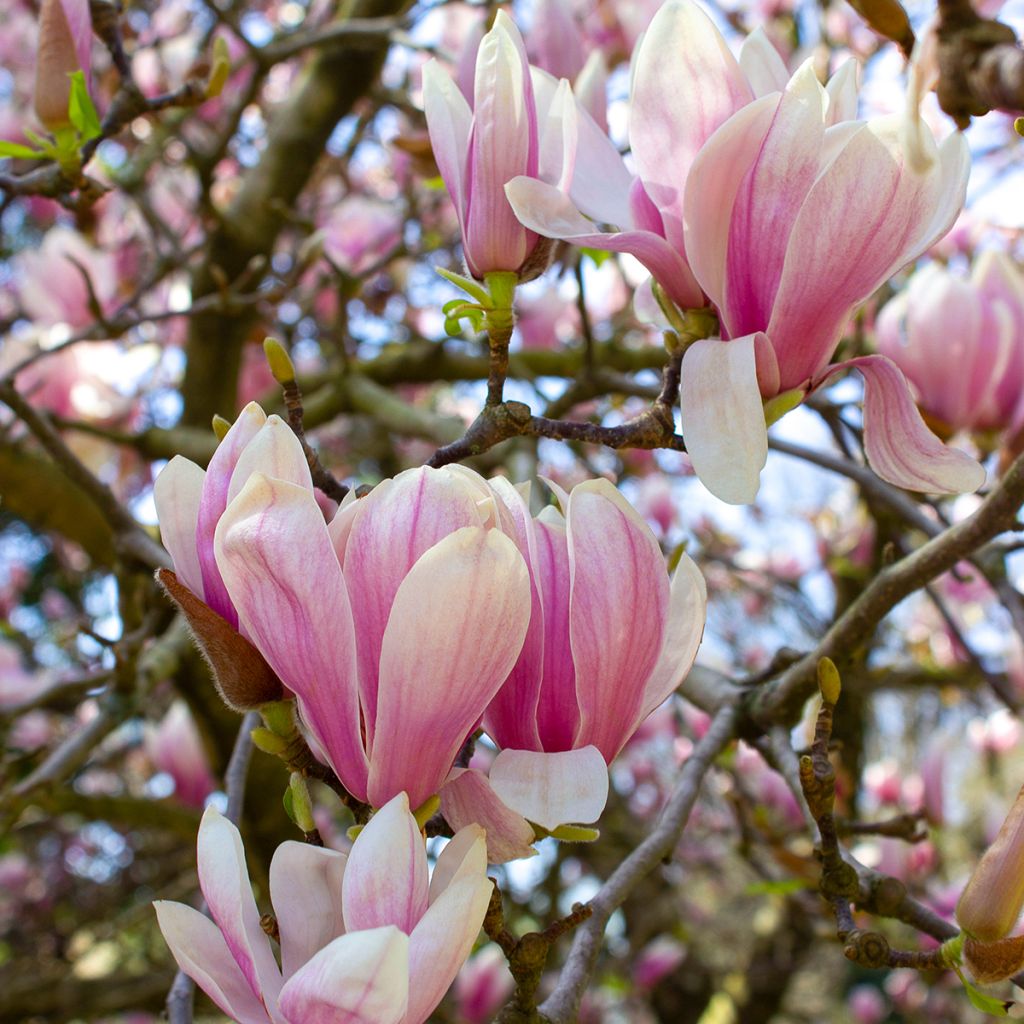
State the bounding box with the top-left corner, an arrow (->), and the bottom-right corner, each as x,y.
680,335 -> 769,504
489,747 -> 609,830
343,794 -> 429,935
820,355 -> 985,494
196,807 -> 283,1011
154,901 -> 270,1024
440,770 -> 537,864
278,926 -> 409,1024
430,820 -> 489,899
367,527 -> 531,809
423,59 -> 472,238
270,842 -> 347,979
226,416 -> 312,505
738,28 -> 789,97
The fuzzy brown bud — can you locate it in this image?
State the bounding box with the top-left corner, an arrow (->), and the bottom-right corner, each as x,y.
964,934 -> 1024,984
156,567 -> 284,711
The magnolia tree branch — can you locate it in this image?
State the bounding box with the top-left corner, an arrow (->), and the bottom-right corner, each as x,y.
539,704 -> 740,1024
166,710 -> 259,1024
749,450 -> 1024,726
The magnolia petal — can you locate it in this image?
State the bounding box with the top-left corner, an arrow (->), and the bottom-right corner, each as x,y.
575,50 -> 609,132
825,59 -> 859,125
367,528 -> 531,809
62,0 -> 93,86
342,467 -> 487,746
630,0 -> 753,251
739,28 -> 789,97
423,59 -> 472,239
439,770 -> 537,864
825,355 -> 986,494
196,402 -> 267,627
278,926 -> 409,1024
723,67 -> 825,338
342,794 -> 429,935
153,456 -> 206,598
270,841 -> 347,979
679,335 -> 769,504
505,176 -> 703,309
536,76 -> 577,193
639,553 -> 708,724
683,96 -> 779,310
196,806 -> 283,1010
215,475 -> 368,801
154,901 -> 270,1024
406,876 -> 493,1024
566,480 -> 669,758
464,10 -> 536,275
489,746 -> 609,830
430,819 -> 489,898
227,416 -> 312,505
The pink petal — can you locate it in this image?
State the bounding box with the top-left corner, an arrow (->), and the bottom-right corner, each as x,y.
61,0 -> 92,88
423,59 -> 472,239
679,335 -> 770,504
439,770 -> 537,864
342,468 -> 488,750
464,10 -> 537,275
723,66 -> 825,338
821,355 -> 986,493
575,51 -> 609,132
504,176 -> 703,309
489,747 -> 609,830
738,28 -> 790,97
406,877 -> 493,1024
278,927 -> 409,1024
567,480 -> 669,758
196,402 -> 267,627
429,820 -> 489,899
214,474 -> 369,801
342,794 -> 429,935
768,119 -> 968,390
629,0 -> 753,252
153,456 -> 206,599
683,95 -> 779,312
196,807 -> 283,1012
226,416 -> 312,504
154,901 -> 270,1024
367,527 -> 531,809
639,553 -> 708,722
269,842 -> 347,979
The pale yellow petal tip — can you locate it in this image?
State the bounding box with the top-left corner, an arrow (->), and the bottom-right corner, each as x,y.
263,336 -> 296,385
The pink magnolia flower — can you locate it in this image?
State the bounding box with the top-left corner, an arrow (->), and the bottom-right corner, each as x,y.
454,944 -> 515,1024
453,477 -> 705,833
423,10 -> 628,281
34,0 -> 92,131
214,463 -> 531,809
144,700 -> 216,809
509,0 -> 982,504
876,252 -> 1024,436
155,793 -> 492,1024
154,403 -> 310,631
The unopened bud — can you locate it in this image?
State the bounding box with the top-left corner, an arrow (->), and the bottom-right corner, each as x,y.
263,337 -> 295,385
206,36 -> 230,98
957,783 -> 1024,942
156,567 -> 284,711
817,657 -> 841,706
288,772 -> 316,833
35,0 -> 92,131
250,727 -> 289,756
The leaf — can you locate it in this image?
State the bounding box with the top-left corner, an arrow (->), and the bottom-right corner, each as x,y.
282,786 -> 296,825
0,140 -> 43,159
954,965 -> 1012,1017
67,71 -> 102,142
580,247 -> 612,268
206,36 -> 231,99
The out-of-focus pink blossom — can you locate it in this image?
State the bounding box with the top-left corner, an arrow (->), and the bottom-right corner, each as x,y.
968,708 -> 1022,755
144,701 -> 217,809
454,944 -> 514,1024
847,984 -> 888,1024
155,793 -> 492,1024
633,475 -> 678,536
321,196 -> 404,274
515,287 -> 580,350
877,252 -> 1024,437
632,936 -> 686,991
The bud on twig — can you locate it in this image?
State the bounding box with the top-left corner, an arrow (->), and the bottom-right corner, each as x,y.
35,0 -> 92,131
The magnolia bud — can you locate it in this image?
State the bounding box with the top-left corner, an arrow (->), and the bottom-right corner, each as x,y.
34,0 -> 91,131
957,783 -> 1024,942
156,568 -> 284,711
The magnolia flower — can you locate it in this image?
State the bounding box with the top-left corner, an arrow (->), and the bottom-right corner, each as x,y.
34,0 -> 91,131
508,0 -> 982,504
446,478 -> 705,837
423,10 -> 629,281
155,793 -> 492,1024
876,253 -> 1024,438
215,463 -> 531,809
144,700 -> 216,809
454,945 -> 515,1024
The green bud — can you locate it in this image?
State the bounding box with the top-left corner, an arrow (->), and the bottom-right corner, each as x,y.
250,727 -> 289,756
212,414 -> 232,441
263,337 -> 296,385
817,658 -> 841,706
289,773 -> 316,833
